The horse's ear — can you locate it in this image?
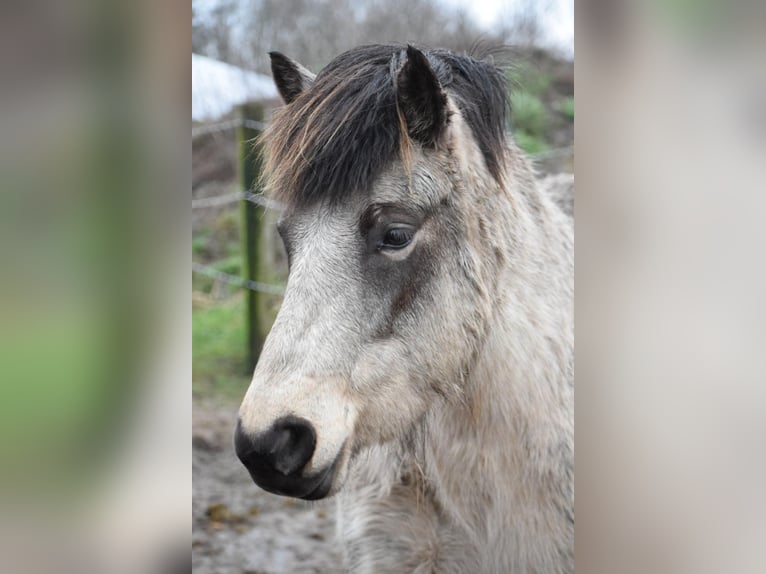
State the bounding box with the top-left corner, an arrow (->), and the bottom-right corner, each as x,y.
395,45 -> 448,147
269,52 -> 316,104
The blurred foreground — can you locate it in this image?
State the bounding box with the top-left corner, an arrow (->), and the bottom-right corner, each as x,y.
0,2 -> 189,573
576,2 -> 766,573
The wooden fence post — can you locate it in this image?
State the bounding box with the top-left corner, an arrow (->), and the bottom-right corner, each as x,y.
238,102 -> 265,373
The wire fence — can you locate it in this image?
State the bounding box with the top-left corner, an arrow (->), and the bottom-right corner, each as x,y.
192,118 -> 573,295
192,190 -> 284,211
192,262 -> 285,296
192,117 -> 269,139
193,117 -> 285,295
191,187 -> 284,294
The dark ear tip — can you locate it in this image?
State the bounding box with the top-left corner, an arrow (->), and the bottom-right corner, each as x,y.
269,51 -> 286,63
405,44 -> 426,64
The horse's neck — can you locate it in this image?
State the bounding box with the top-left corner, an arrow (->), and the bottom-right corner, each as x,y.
424,313 -> 573,514
423,179 -> 574,541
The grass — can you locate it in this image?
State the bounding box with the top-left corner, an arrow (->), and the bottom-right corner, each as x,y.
192,295 -> 250,400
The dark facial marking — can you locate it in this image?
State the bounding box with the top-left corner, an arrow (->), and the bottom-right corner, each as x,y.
360,203 -> 424,254
276,218 -> 295,269
357,204 -> 447,339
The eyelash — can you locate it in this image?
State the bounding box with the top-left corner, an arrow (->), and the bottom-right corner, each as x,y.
378,226 -> 415,250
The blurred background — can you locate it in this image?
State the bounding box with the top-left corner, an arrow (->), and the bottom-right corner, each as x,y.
191,1 -> 573,571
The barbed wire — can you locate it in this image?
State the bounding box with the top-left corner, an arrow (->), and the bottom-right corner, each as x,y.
243,119 -> 268,130
191,190 -> 284,211
192,262 -> 285,295
243,191 -> 284,211
191,191 -> 245,209
192,117 -> 269,139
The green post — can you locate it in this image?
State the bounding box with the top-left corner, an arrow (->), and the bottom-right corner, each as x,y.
238,102 -> 265,373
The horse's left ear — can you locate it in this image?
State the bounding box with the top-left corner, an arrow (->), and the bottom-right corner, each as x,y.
269,51 -> 316,104
395,45 -> 448,147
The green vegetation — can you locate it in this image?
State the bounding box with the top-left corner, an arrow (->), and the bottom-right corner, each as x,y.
213,210 -> 239,242
192,295 -> 250,400
507,64 -> 558,156
511,90 -> 548,139
213,254 -> 242,277
506,63 -> 574,157
192,233 -> 210,255
510,89 -> 550,155
192,208 -> 244,297
514,131 -> 551,155
192,272 -> 214,294
508,66 -> 552,98
560,96 -> 574,120
192,208 -> 250,400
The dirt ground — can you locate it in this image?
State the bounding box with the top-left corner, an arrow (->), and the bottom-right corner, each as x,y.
192,400 -> 342,573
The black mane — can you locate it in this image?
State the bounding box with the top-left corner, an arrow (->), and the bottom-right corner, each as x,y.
264,44 -> 510,206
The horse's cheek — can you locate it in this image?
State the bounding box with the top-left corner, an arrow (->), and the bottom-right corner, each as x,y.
347,343 -> 429,444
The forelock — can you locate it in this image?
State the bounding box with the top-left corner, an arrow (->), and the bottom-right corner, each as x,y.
262,44 -> 510,208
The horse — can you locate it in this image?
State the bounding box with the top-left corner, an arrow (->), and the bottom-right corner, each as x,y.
235,44 -> 573,573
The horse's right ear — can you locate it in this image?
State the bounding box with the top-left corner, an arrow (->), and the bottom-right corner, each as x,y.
269,52 -> 316,104
395,45 -> 448,147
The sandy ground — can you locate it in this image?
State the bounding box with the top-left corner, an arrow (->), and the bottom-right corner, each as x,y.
192,401 -> 342,573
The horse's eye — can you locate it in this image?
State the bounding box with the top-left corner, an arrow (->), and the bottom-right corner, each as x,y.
379,226 -> 414,250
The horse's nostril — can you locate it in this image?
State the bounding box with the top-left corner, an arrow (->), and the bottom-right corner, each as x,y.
268,417 -> 316,475
268,428 -> 292,456
235,416 -> 317,478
